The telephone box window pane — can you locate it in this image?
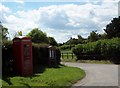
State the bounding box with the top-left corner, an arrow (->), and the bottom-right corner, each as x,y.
24,44 -> 30,58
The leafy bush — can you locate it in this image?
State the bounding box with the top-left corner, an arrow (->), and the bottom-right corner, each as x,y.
72,38 -> 120,64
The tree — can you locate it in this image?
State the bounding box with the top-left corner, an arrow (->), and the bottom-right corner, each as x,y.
88,31 -> 99,42
13,31 -> 22,38
78,35 -> 84,44
48,37 -> 58,46
78,35 -> 83,40
0,22 -> 9,42
58,43 -> 63,47
27,28 -> 49,43
65,37 -> 79,45
99,33 -> 107,40
104,17 -> 120,38
18,31 -> 22,36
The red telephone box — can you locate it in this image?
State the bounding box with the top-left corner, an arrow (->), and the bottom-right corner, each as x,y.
13,36 -> 33,76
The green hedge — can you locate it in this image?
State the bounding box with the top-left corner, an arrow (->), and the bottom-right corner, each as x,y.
2,41 -> 13,76
59,44 -> 75,50
32,43 -> 61,66
72,38 -> 120,64
32,43 -> 49,67
2,42 -> 61,76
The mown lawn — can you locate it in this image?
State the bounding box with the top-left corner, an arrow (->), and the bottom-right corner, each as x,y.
2,65 -> 85,88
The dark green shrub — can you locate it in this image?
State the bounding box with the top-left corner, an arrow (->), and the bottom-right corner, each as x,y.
2,41 -> 13,76
72,38 -> 120,64
72,44 -> 83,59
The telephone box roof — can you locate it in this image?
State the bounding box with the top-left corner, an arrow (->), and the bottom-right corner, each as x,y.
13,36 -> 31,41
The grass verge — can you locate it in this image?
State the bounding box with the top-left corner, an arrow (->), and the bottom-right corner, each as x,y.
2,65 -> 85,87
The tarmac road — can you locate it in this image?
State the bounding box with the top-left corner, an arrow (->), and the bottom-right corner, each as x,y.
62,62 -> 119,87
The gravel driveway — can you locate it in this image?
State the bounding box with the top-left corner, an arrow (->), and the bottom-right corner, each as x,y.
62,62 -> 119,87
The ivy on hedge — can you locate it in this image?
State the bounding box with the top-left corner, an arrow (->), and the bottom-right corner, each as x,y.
72,38 -> 120,64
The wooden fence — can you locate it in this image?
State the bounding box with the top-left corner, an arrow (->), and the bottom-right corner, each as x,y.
61,52 -> 107,60
61,52 -> 76,60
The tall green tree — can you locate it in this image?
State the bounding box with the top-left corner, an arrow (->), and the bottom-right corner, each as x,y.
78,35 -> 84,44
104,17 -> 120,38
27,28 -> 49,43
48,37 -> 58,46
88,31 -> 99,42
66,37 -> 79,45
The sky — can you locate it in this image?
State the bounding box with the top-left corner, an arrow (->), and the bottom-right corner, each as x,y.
0,0 -> 119,43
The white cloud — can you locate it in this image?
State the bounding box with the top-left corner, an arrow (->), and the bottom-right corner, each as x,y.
5,14 -> 39,36
1,1 -> 118,43
0,3 -> 11,23
0,3 -> 11,13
